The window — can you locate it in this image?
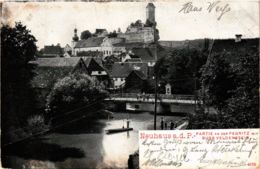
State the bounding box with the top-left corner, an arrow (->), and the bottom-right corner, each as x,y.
98,71 -> 101,74
134,105 -> 140,109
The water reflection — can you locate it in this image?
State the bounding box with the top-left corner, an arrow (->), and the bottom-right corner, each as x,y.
4,112 -> 183,169
100,112 -> 180,168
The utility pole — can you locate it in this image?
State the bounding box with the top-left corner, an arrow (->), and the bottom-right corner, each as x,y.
154,74 -> 158,130
194,75 -> 197,111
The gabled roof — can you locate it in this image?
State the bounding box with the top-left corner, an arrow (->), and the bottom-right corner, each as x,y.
128,70 -> 147,80
81,57 -> 107,74
31,57 -> 88,89
111,62 -> 148,78
31,57 -> 82,67
43,45 -> 63,55
81,56 -> 103,66
125,58 -> 142,62
74,37 -> 105,48
210,38 -> 259,63
131,47 -> 156,61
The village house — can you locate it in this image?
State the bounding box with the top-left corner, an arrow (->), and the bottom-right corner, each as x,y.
30,57 -> 88,108
81,56 -> 110,86
125,69 -> 147,93
72,36 -> 126,59
71,3 -> 157,58
110,62 -> 148,89
40,44 -> 64,58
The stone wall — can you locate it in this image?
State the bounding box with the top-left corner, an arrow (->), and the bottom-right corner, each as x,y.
118,27 -> 154,43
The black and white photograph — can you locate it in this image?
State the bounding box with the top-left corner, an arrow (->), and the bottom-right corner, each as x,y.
1,0 -> 259,168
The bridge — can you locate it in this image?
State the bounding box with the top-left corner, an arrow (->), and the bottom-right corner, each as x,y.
106,93 -> 199,113
107,93 -> 197,104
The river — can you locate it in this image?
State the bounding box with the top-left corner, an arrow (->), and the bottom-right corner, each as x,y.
4,112 -> 185,169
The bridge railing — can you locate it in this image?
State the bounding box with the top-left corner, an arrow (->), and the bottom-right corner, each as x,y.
110,93 -> 195,100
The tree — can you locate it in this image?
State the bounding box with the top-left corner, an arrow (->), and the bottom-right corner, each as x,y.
2,22 -> 38,140
200,54 -> 236,111
190,50 -> 259,129
144,19 -> 154,27
155,48 -> 207,94
108,30 -> 117,38
80,30 -> 92,40
223,51 -> 259,128
46,73 -> 109,124
103,54 -> 120,71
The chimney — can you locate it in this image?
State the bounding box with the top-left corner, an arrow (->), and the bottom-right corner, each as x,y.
235,34 -> 242,43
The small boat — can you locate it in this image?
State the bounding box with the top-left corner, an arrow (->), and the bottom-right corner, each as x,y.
105,127 -> 133,134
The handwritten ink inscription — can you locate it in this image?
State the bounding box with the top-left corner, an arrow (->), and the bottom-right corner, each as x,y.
179,1 -> 231,20
139,129 -> 259,169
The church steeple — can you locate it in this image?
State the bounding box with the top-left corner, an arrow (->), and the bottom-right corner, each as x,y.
72,28 -> 79,41
72,28 -> 79,56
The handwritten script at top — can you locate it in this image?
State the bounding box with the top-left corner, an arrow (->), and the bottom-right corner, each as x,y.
139,129 -> 259,169
179,1 -> 231,20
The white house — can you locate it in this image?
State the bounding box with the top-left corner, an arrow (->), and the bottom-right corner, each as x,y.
73,37 -> 126,59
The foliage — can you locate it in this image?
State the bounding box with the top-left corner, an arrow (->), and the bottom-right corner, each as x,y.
144,19 -> 155,27
1,22 -> 38,136
80,30 -> 92,40
200,54 -> 236,111
27,114 -> 50,134
190,49 -> 259,129
155,48 -> 207,94
223,52 -> 259,128
188,106 -> 219,129
103,54 -> 120,71
130,20 -> 143,27
46,73 -> 109,122
108,30 -> 117,38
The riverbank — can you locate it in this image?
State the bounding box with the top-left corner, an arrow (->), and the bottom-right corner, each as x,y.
3,111 -> 184,169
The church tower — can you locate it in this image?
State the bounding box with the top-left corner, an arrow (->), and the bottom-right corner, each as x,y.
146,3 -> 155,24
72,28 -> 79,56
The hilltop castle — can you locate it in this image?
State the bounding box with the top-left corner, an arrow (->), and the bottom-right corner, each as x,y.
117,3 -> 156,43
71,3 -> 157,56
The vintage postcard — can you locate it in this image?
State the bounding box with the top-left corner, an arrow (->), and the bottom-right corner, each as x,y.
1,0 -> 259,169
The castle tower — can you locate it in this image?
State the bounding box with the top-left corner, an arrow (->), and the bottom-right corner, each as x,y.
146,3 -> 155,24
72,28 -> 79,56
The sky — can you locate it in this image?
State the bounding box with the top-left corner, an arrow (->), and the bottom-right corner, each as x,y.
2,0 -> 259,49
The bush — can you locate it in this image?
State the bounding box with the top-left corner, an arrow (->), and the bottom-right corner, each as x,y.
46,73 -> 109,123
27,114 -> 50,134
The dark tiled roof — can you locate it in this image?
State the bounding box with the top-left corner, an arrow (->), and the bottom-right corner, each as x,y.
210,38 -> 259,63
111,62 -> 148,78
43,45 -> 63,55
130,70 -> 147,80
211,38 -> 259,53
81,56 -> 103,66
75,37 -> 105,48
125,58 -> 142,62
131,47 -> 156,61
30,57 -> 82,67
